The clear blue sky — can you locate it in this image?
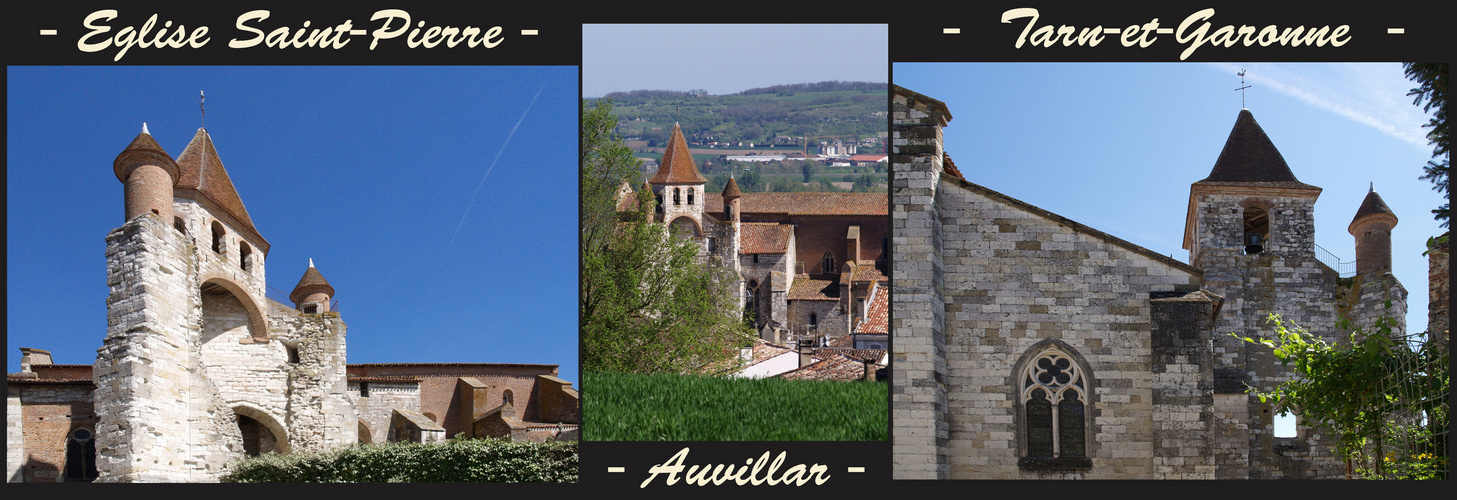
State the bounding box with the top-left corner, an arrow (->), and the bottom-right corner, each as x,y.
7,66 -> 580,385
894,63 -> 1444,336
582,24 -> 888,97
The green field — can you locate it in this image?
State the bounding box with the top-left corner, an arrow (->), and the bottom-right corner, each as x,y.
583,372 -> 888,441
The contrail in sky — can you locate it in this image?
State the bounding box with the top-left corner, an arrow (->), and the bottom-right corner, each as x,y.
409,85 -> 545,337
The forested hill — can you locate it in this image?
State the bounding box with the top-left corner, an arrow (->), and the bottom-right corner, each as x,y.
594,81 -> 887,149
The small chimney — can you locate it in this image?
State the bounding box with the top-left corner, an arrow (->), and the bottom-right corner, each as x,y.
19,348 -> 53,373
797,339 -> 816,367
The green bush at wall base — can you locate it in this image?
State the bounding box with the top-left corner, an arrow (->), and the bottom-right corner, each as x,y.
221,439 -> 578,483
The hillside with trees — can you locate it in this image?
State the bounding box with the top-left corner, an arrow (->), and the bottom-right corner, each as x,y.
591,81 -> 888,193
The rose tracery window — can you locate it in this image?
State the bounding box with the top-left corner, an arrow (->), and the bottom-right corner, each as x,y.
1021,350 -> 1088,463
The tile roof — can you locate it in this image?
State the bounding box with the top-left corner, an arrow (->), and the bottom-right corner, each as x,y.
777,353 -> 881,381
850,265 -> 887,284
175,128 -> 270,253
856,285 -> 888,334
289,262 -> 335,304
721,176 -> 742,198
1196,109 -> 1318,189
788,277 -> 839,300
703,192 -> 886,216
1351,187 -> 1398,228
113,130 -> 179,182
943,152 -> 965,181
741,222 -> 793,254
816,348 -> 887,364
648,123 -> 707,184
746,339 -> 794,367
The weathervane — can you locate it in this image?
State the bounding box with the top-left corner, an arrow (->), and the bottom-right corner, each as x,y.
1235,69 -> 1252,108
200,90 -> 206,128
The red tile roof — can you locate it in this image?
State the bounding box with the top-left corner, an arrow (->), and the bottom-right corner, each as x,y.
777,353 -> 881,381
943,152 -> 965,181
175,128 -> 270,253
741,223 -> 793,254
648,123 -> 707,184
290,263 -> 335,304
856,286 -> 888,335
788,278 -> 839,301
1351,187 -> 1398,228
704,192 -> 886,216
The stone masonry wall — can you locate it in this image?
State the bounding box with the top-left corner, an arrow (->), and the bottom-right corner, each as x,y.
348,382 -> 420,443
1149,292 -> 1217,479
890,88 -> 949,479
1193,191 -> 1345,479
935,180 -> 1201,479
96,215 -> 200,482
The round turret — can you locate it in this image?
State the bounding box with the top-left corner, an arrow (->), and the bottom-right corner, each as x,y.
290,258 -> 335,313
114,124 -> 180,222
1348,185 -> 1399,276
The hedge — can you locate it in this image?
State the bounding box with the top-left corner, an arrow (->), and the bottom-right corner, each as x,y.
221,438 -> 578,483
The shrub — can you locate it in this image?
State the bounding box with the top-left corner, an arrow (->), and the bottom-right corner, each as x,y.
221,439 -> 578,483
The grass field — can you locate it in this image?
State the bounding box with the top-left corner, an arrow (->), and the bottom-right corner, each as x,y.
583,371 -> 888,441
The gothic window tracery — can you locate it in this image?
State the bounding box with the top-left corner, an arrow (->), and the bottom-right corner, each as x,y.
1019,348 -> 1090,466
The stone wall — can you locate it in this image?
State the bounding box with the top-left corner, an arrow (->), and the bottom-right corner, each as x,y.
890,87 -> 950,479
934,178 -> 1201,479
349,381 -> 421,443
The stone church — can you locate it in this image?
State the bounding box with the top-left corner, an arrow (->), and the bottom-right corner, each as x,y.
618,123 -> 891,352
7,125 -> 579,483
891,85 -> 1411,479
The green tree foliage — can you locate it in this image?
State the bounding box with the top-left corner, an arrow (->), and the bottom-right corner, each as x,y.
1403,63 -> 1449,227
581,100 -> 753,374
1236,314 -> 1448,479
800,160 -> 820,183
221,439 -> 578,482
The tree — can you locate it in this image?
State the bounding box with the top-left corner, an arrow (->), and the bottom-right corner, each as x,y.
581,99 -> 753,375
1237,314 -> 1448,479
1403,63 -> 1449,227
799,160 -> 820,183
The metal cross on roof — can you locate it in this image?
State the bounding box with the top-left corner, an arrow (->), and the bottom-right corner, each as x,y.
200,90 -> 206,127
1235,69 -> 1252,108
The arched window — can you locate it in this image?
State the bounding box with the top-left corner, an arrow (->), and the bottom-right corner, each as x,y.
64,427 -> 98,482
746,280 -> 758,316
809,312 -> 818,327
211,221 -> 226,255
1017,346 -> 1092,470
503,389 -> 515,406
673,188 -> 681,205
687,187 -> 695,205
821,253 -> 836,274
240,242 -> 253,272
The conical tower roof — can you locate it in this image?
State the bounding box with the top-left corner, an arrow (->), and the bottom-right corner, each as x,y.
175,128 -> 266,248
1196,109 -> 1317,189
648,123 -> 707,184
722,175 -> 742,199
113,125 -> 180,182
289,259 -> 335,304
1349,184 -> 1399,234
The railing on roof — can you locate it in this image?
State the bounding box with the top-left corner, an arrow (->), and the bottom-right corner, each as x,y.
1314,243 -> 1356,278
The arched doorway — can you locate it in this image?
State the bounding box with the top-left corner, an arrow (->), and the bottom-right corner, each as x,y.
233,405 -> 288,456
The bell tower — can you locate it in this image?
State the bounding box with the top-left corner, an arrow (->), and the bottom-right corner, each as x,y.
649,123 -> 707,240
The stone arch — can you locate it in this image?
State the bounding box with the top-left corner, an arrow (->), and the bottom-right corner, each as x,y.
668,216 -> 702,238
232,403 -> 289,455
1008,339 -> 1096,470
199,273 -> 268,343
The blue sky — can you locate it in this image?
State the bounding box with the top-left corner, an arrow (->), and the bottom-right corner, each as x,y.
894,63 -> 1444,336
582,24 -> 888,97
6,66 -> 580,384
